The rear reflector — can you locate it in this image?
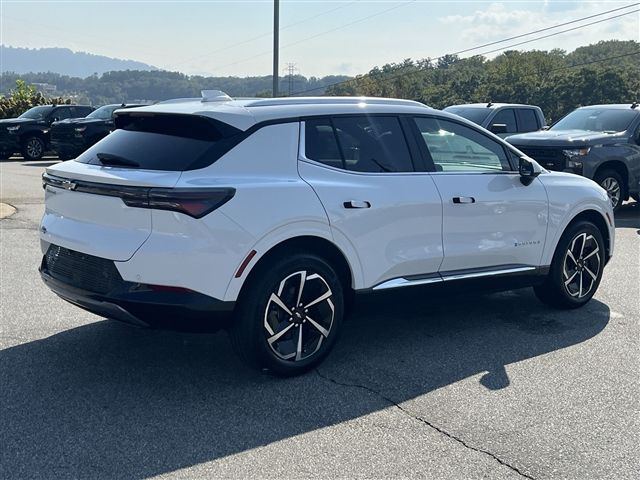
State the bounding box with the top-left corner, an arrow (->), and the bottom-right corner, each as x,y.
235,250 -> 257,278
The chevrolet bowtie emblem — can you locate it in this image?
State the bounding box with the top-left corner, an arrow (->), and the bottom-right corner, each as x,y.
61,180 -> 77,191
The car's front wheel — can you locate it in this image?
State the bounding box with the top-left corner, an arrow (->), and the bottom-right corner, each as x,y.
230,253 -> 344,376
595,169 -> 625,211
534,221 -> 605,309
22,136 -> 45,160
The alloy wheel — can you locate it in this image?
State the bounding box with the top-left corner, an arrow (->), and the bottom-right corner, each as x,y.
562,232 -> 601,298
263,270 -> 334,362
26,138 -> 43,159
600,177 -> 621,208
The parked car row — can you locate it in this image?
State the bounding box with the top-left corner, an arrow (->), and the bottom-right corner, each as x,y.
0,103 -> 142,161
445,101 -> 640,210
2,99 -> 639,210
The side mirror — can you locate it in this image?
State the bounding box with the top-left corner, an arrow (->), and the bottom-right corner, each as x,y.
489,123 -> 508,135
519,156 -> 541,186
541,125 -> 550,131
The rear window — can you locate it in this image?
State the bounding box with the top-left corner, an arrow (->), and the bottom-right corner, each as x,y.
75,113 -> 241,171
518,109 -> 540,132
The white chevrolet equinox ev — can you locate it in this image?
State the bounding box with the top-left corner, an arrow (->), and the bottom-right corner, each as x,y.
40,93 -> 615,375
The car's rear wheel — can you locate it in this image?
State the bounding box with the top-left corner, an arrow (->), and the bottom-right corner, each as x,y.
595,169 -> 624,211
534,221 -> 605,309
22,136 -> 45,160
230,253 -> 344,376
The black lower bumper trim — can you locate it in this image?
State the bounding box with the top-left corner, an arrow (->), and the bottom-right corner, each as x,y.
40,266 -> 235,331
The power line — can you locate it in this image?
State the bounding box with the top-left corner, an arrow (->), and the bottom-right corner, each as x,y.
546,50 -> 640,74
172,0 -> 361,68
291,4 -> 640,96
211,0 -> 417,73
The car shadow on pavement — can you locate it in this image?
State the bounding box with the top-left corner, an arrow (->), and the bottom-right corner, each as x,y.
0,288 -> 610,478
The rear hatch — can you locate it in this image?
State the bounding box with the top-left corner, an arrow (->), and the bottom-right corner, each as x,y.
41,112 -> 242,261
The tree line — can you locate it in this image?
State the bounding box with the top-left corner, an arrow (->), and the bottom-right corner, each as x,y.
0,40 -> 637,122
0,70 -> 351,107
326,40 -> 640,122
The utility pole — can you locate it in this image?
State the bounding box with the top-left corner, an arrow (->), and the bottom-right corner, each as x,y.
285,63 -> 297,96
272,0 -> 279,98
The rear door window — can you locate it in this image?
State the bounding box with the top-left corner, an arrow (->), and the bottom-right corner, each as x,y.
304,116 -> 414,173
75,113 -> 241,171
52,108 -> 73,121
517,109 -> 540,132
490,109 -> 517,134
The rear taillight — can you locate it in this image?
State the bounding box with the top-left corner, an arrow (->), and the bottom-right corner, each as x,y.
43,173 -> 234,219
123,188 -> 235,219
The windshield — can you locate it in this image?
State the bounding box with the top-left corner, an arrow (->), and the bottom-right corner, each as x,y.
551,108 -> 638,133
87,105 -> 119,120
444,107 -> 492,125
18,106 -> 54,120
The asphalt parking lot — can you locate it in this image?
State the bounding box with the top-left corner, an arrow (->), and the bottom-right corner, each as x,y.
1,157 -> 638,479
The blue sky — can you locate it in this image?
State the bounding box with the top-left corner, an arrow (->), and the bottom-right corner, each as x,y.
1,1 -> 638,77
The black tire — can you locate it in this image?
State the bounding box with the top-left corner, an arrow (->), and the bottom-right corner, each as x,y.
594,169 -> 625,211
229,253 -> 344,376
21,136 -> 45,160
534,221 -> 605,309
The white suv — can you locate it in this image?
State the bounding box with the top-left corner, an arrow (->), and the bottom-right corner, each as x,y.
40,93 -> 615,375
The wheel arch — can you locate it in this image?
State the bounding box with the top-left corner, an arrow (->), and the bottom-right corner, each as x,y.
562,209 -> 612,262
236,235 -> 356,303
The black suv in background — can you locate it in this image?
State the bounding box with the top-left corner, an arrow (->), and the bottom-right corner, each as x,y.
0,105 -> 94,160
444,103 -> 546,138
507,104 -> 640,210
50,103 -> 145,159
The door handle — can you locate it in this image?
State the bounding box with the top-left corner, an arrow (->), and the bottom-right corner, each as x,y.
453,196 -> 475,204
343,200 -> 371,209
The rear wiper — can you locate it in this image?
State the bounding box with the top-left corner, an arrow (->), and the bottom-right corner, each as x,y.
96,152 -> 140,168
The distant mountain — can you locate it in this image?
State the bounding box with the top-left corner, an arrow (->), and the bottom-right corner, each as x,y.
0,46 -> 157,77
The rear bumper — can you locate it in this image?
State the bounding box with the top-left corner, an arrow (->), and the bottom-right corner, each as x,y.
40,250 -> 235,330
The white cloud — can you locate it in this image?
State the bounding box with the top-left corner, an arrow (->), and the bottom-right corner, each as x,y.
439,2 -> 639,56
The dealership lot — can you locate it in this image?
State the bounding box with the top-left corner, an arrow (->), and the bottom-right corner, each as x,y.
1,158 -> 638,479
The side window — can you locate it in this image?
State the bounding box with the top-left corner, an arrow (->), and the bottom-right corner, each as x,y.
490,109 -> 517,134
413,117 -> 512,173
78,107 -> 93,117
331,116 -> 413,172
518,109 -> 540,132
304,116 -> 414,173
52,108 -> 72,121
304,118 -> 343,169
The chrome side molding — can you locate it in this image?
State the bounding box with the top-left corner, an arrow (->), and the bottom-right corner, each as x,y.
373,276 -> 443,291
372,266 -> 537,291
